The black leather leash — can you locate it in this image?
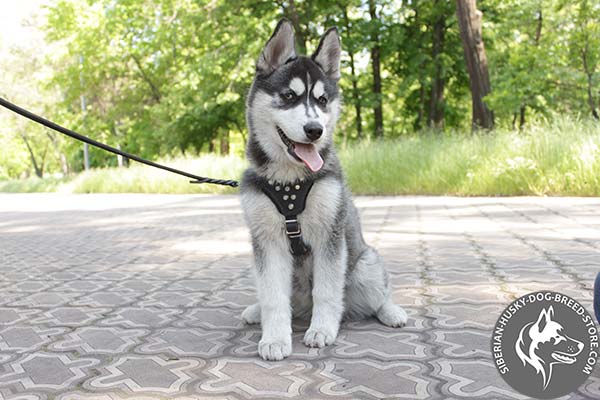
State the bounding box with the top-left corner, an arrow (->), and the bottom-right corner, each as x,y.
259,178 -> 314,256
0,97 -> 319,256
0,97 -> 239,187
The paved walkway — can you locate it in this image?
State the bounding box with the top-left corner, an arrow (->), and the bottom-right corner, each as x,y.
0,194 -> 598,399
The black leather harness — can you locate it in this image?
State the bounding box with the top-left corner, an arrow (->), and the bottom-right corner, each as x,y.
259,178 -> 314,256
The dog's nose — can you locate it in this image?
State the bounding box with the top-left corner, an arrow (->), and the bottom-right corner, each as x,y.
304,122 -> 323,141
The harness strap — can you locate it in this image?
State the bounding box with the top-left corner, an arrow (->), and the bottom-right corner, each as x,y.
259,178 -> 314,256
285,217 -> 310,255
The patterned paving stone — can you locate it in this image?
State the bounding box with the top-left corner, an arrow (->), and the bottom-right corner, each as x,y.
0,352 -> 99,391
29,307 -> 111,327
99,307 -> 182,328
0,194 -> 598,399
87,355 -> 201,394
433,359 -> 528,399
317,359 -> 430,399
135,290 -> 207,308
139,328 -> 233,357
71,291 -> 144,307
50,327 -> 148,354
0,308 -> 41,326
332,330 -> 428,361
0,326 -> 67,352
174,307 -> 245,329
8,292 -> 80,308
427,303 -> 507,330
199,358 -> 311,398
433,329 -> 492,359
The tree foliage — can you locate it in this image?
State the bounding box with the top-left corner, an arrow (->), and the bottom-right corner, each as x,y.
1,0 -> 599,178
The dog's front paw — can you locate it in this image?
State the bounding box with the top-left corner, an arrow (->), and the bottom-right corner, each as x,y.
303,326 -> 337,348
258,337 -> 292,361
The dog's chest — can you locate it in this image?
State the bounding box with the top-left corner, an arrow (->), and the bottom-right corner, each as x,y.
299,178 -> 342,242
241,177 -> 342,246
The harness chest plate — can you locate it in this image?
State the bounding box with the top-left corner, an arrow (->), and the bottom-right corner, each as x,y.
259,178 -> 314,256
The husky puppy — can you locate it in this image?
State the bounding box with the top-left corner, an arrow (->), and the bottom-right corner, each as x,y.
240,19 -> 407,361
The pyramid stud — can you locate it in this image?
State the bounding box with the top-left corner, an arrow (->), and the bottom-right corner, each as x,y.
284,186 -> 290,192
288,204 -> 294,210
275,186 -> 281,191
295,184 -> 300,190
283,195 -> 289,200
291,194 -> 296,200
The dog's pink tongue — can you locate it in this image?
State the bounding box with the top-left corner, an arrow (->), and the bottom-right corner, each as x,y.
294,143 -> 323,172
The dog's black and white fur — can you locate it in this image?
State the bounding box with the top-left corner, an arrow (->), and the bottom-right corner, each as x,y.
240,19 -> 407,361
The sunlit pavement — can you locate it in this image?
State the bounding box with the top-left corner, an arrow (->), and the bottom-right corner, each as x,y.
0,194 -> 599,399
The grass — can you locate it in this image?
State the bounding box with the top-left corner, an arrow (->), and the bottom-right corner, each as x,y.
2,118 -> 600,196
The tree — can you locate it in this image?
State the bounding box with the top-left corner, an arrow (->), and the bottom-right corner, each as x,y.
428,0 -> 454,129
568,0 -> 599,120
456,0 -> 494,129
368,0 -> 384,137
337,0 -> 364,139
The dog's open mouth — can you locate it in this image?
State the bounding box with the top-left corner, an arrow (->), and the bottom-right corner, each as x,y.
552,351 -> 578,364
277,126 -> 323,172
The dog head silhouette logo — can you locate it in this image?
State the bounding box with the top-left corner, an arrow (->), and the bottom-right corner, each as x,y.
515,306 -> 584,389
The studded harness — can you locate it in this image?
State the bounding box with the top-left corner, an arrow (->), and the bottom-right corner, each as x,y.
259,178 -> 315,256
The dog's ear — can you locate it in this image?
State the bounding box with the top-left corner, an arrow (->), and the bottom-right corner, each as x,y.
257,19 -> 296,74
535,307 -> 553,333
312,27 -> 341,80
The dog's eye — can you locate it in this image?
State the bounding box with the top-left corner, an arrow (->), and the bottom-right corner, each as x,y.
281,91 -> 296,101
318,96 -> 328,106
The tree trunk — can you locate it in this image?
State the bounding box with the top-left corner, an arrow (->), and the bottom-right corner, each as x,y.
519,105 -> 526,130
582,44 -> 599,120
112,125 -> 129,167
368,0 -> 384,138
220,131 -> 230,155
131,54 -> 162,103
535,10 -> 543,44
428,0 -> 446,129
285,0 -> 307,54
456,0 -> 494,130
46,132 -> 69,174
19,133 -> 43,178
417,84 -> 426,130
349,52 -> 363,139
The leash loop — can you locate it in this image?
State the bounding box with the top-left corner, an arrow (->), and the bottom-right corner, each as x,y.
0,97 -> 239,188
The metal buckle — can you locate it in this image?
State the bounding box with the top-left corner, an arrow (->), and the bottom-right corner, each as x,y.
285,219 -> 301,237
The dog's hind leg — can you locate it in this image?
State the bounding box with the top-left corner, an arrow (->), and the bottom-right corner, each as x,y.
345,246 -> 407,327
242,303 -> 261,324
376,297 -> 407,327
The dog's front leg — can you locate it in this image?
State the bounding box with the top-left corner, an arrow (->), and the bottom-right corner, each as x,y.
255,239 -> 294,361
304,240 -> 347,348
